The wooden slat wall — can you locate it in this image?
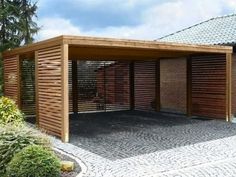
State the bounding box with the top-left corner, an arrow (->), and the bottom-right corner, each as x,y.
4,55 -> 20,106
36,45 -> 63,137
21,59 -> 35,115
69,61 -> 130,113
134,61 -> 156,111
115,62 -> 130,108
160,58 -> 187,113
105,62 -> 130,111
69,60 -> 73,112
76,61 -> 105,112
191,54 -> 226,119
232,53 -> 236,116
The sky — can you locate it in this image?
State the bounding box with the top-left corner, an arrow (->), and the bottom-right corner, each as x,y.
35,0 -> 236,41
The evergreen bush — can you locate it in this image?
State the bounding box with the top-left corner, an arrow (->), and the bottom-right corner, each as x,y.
6,145 -> 61,177
0,125 -> 50,176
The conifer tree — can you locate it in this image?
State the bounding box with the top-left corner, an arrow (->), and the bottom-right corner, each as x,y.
0,0 -> 39,95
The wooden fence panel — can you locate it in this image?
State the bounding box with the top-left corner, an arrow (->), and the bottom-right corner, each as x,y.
68,61 -> 130,113
134,61 -> 156,111
232,54 -> 236,116
68,60 -> 73,113
4,55 -> 20,106
36,45 -> 65,139
191,54 -> 226,119
20,59 -> 35,115
160,58 -> 187,114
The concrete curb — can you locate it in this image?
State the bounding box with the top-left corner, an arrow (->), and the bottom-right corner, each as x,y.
53,147 -> 88,177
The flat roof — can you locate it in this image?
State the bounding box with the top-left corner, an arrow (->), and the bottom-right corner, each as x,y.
3,35 -> 232,58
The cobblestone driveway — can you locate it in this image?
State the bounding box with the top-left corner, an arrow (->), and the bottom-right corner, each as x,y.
53,111 -> 236,177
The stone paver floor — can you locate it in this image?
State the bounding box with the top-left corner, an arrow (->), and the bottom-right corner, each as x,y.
53,111 -> 236,177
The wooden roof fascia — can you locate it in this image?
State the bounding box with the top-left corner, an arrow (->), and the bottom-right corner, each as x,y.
62,35 -> 232,54
2,35 -> 233,58
3,36 -> 64,58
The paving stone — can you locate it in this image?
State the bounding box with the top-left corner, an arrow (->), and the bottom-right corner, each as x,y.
52,111 -> 236,177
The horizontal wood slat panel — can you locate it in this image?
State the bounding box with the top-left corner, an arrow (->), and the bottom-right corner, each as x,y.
232,54 -> 236,115
191,54 -> 226,119
160,58 -> 187,113
69,60 -> 72,112
4,55 -> 19,105
21,59 -> 35,115
69,60 -> 130,113
134,61 -> 156,111
37,45 -> 62,137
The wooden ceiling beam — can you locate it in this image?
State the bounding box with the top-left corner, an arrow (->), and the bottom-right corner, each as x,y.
68,46 -> 191,60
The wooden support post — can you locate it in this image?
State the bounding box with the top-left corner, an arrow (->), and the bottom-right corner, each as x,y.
187,56 -> 192,117
156,60 -> 160,112
72,60 -> 78,114
226,53 -> 232,122
61,44 -> 69,143
35,51 -> 39,126
129,61 -> 135,110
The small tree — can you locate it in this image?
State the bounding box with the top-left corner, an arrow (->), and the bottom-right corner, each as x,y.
16,0 -> 40,45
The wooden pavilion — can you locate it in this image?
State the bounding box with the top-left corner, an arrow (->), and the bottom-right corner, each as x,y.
3,35 -> 233,142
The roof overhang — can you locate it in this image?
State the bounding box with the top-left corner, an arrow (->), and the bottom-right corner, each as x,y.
3,35 -> 233,59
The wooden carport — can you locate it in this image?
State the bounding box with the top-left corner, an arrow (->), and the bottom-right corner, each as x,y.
3,35 -> 233,142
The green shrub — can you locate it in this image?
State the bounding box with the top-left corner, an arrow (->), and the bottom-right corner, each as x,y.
0,96 -> 24,125
0,125 -> 51,176
6,145 -> 61,177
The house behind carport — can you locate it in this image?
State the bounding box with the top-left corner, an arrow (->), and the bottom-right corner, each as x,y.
159,14 -> 236,118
